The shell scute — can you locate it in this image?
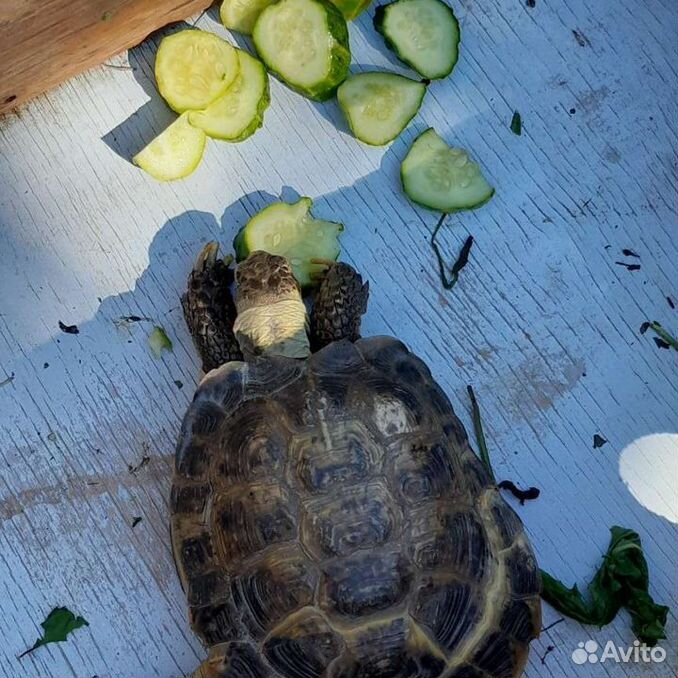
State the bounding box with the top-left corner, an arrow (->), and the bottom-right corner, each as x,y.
310,339 -> 365,375
499,599 -> 539,644
300,481 -> 400,559
179,532 -> 214,578
170,483 -> 210,514
409,507 -> 491,578
232,547 -> 319,639
203,642 -> 271,678
329,617 -> 446,678
471,631 -> 514,678
503,542 -> 540,599
411,575 -> 482,655
214,484 -> 298,565
290,421 -> 382,494
320,548 -> 412,619
218,399 -> 291,483
386,437 -> 466,506
190,595 -> 241,645
263,608 -> 344,678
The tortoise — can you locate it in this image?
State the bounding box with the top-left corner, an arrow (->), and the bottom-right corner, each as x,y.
173,244 -> 541,678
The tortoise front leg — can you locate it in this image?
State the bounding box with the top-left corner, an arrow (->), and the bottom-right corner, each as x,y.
182,242 -> 243,372
310,261 -> 369,350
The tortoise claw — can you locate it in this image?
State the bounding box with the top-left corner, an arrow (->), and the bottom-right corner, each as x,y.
194,241 -> 220,272
308,258 -> 335,282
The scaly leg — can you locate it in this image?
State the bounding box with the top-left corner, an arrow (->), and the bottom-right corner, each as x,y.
310,261 -> 369,350
181,242 -> 243,372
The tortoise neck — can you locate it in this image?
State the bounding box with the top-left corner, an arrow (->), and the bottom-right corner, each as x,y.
233,298 -> 310,359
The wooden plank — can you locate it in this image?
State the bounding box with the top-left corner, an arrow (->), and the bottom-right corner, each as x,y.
0,0 -> 212,114
0,1 -> 677,677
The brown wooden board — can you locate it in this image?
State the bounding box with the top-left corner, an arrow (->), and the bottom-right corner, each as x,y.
0,0 -> 213,114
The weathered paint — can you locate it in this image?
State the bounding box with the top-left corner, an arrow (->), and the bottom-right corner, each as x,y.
0,2 -> 676,677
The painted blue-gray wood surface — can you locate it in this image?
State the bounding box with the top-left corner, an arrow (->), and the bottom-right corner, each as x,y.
1,0 -> 676,677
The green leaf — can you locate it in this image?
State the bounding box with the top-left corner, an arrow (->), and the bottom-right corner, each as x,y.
510,110 -> 522,135
541,526 -> 669,645
627,590 -> 670,646
20,607 -> 89,658
540,572 -> 599,624
148,326 -> 173,358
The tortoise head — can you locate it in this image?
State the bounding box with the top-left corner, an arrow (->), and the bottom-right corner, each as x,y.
234,251 -> 310,360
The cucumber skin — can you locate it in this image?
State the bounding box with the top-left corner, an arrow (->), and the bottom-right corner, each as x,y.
337,73 -> 426,146
330,0 -> 373,20
400,174 -> 495,212
400,127 -> 495,212
220,73 -> 271,143
374,0 -> 461,80
253,0 -> 351,102
231,79 -> 271,142
190,55 -> 271,142
233,227 -> 248,261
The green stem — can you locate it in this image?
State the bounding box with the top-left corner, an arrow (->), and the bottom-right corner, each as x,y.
431,214 -> 474,290
648,321 -> 678,351
467,385 -> 496,483
431,213 -> 455,289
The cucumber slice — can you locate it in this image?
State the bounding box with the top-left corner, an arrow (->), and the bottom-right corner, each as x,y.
252,0 -> 351,101
155,30 -> 240,112
233,198 -> 344,287
337,71 -> 426,146
220,0 -> 276,35
329,0 -> 372,20
189,51 -> 270,142
133,113 -> 206,182
401,128 -> 494,211
374,0 -> 460,80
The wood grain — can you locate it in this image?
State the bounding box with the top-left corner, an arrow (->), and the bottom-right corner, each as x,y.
0,0 -> 212,114
0,1 -> 677,677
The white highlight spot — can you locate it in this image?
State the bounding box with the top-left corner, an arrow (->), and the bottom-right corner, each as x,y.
619,433 -> 678,524
373,396 -> 413,436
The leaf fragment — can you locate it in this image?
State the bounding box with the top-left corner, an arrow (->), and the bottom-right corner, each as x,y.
541,527 -> 669,645
19,607 -> 89,658
148,326 -> 173,357
593,433 -> 607,449
614,261 -> 640,271
0,372 -> 15,387
497,480 -> 540,504
510,110 -> 522,135
58,321 -> 80,334
127,455 -> 150,475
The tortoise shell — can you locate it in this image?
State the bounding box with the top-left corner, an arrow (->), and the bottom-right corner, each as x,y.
171,337 -> 541,678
